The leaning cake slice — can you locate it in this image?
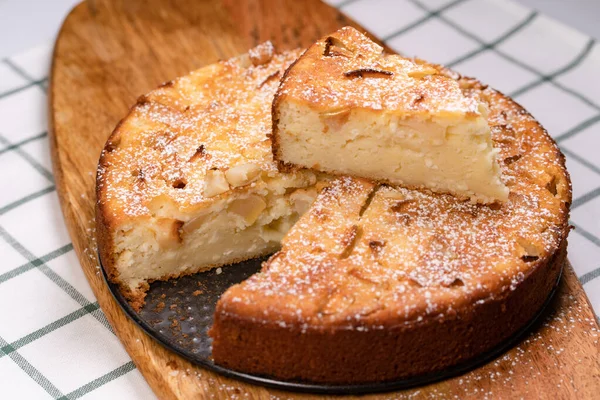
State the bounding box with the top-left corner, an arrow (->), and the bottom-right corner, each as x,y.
272,27 -> 508,203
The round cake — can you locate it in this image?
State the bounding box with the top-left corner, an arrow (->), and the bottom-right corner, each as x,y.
96,36 -> 571,385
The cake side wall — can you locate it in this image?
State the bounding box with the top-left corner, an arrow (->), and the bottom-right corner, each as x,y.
210,240 -> 566,384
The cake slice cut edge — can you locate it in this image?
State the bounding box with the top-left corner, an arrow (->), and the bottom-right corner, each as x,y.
272,26 -> 509,204
95,44 -> 328,311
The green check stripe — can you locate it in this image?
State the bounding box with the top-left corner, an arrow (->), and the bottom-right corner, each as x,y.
0,133 -> 54,182
446,12 -> 539,68
0,185 -> 56,216
38,263 -> 90,306
336,0 -> 363,8
409,0 -> 600,112
571,186 -> 600,210
0,227 -> 113,332
556,114 -> 600,143
580,267 -> 600,285
37,263 -> 114,332
59,362 -> 136,400
533,74 -> 600,112
0,242 -> 73,284
90,307 -> 115,334
510,39 -> 596,98
0,225 -> 40,262
382,0 -> 467,42
561,147 -> 600,175
0,224 -> 116,396
3,59 -> 46,93
571,222 -> 600,248
0,131 -> 48,156
0,79 -> 47,100
0,303 -> 99,359
0,335 -> 64,398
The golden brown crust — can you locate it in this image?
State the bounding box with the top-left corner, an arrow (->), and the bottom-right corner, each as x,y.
96,45 -> 305,306
212,73 -> 572,383
274,27 -> 480,116
271,27 -> 486,172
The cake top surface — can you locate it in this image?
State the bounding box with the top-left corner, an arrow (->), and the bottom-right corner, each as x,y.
276,27 -> 484,122
97,44 -> 311,223
219,76 -> 571,330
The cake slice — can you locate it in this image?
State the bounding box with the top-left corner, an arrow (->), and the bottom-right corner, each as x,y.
212,76 -> 571,383
96,43 -> 327,310
272,27 -> 509,203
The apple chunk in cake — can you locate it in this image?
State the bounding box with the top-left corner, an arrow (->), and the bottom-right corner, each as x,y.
96,44 -> 325,310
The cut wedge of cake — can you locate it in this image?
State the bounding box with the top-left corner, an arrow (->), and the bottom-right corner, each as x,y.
212,71 -> 571,384
272,27 -> 509,203
96,43 -> 327,310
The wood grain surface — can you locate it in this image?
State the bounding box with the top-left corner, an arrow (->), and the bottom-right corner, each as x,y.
48,0 -> 600,398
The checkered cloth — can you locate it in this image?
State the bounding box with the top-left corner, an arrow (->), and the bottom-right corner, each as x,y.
0,0 -> 598,398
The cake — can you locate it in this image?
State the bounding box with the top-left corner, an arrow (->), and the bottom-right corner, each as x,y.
96,33 -> 571,385
272,27 -> 508,203
211,71 -> 571,383
96,43 -> 326,310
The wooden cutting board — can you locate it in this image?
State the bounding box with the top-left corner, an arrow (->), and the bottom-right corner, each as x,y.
49,0 -> 600,398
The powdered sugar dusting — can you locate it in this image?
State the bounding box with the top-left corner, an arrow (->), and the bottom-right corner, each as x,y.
280,27 -> 482,118
97,47 -> 304,219
220,73 -> 571,330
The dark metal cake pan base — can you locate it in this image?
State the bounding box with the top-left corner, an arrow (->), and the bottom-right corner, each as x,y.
101,255 -> 562,395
